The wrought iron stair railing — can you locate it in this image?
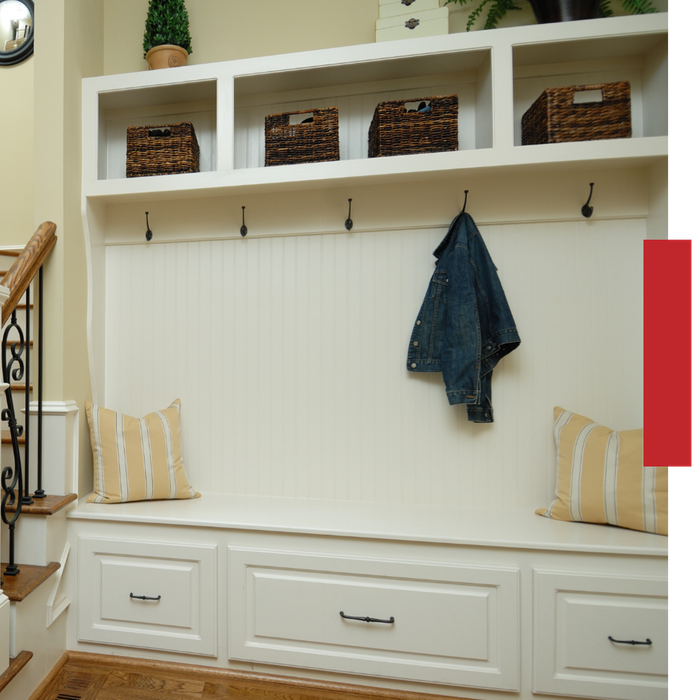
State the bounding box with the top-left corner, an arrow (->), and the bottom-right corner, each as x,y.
0,222 -> 57,580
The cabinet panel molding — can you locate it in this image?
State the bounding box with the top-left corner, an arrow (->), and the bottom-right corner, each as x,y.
78,536 -> 218,656
228,547 -> 520,690
532,568 -> 667,700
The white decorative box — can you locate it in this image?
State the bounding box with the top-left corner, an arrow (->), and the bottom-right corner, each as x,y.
376,6 -> 449,42
378,0 -> 443,19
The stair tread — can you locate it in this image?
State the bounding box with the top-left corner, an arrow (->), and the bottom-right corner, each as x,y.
0,650 -> 33,692
1,339 -> 32,347
3,492 -> 77,515
1,430 -> 25,445
0,562 -> 59,601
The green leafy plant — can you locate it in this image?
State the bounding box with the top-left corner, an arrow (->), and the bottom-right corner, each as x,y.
143,0 -> 193,57
444,0 -> 658,31
598,0 -> 659,16
448,0 -> 522,30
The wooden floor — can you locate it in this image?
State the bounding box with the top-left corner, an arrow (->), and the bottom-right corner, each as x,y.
33,653 -> 458,700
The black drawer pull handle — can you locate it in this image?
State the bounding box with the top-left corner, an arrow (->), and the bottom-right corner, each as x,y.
340,611 -> 395,624
608,636 -> 652,646
130,592 -> 162,601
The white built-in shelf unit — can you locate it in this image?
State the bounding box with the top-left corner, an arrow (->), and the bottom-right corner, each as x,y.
82,12 -> 667,205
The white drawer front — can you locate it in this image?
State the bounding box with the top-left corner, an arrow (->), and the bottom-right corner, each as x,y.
79,536 -> 217,656
229,548 -> 519,690
254,573 -> 489,660
376,8 -> 449,42
533,569 -> 667,700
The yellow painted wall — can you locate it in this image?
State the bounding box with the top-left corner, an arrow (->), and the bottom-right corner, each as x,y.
32,0 -> 104,493
0,55 -> 34,243
104,0 -> 379,75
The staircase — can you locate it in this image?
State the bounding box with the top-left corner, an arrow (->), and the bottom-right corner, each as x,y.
0,226 -> 78,697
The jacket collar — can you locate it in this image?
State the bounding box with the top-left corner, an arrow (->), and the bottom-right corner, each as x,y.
433,211 -> 473,260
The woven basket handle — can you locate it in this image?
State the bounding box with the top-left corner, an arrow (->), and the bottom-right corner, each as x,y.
572,87 -> 604,105
403,99 -> 431,114
148,128 -> 172,137
289,112 -> 316,126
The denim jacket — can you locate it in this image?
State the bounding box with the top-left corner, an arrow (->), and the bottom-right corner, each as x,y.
407,212 -> 520,423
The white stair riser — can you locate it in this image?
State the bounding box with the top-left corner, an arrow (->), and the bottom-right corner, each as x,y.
1,516 -> 48,567
0,595 -> 9,675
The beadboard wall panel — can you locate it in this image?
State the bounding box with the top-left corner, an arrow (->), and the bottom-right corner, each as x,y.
103,218 -> 644,510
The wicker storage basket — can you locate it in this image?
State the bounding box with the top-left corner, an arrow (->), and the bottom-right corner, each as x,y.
265,108 -> 339,166
521,82 -> 631,145
126,122 -> 200,177
368,95 -> 458,158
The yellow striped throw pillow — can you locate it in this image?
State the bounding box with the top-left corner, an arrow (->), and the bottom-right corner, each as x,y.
86,399 -> 200,504
536,407 -> 667,535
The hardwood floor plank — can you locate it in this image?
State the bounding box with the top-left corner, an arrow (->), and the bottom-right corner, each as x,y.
104,670 -> 205,694
59,669 -> 109,700
35,667 -> 108,700
35,653 -> 470,700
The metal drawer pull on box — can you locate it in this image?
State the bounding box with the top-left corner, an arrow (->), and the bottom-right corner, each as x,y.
340,611 -> 395,624
130,592 -> 162,601
608,635 -> 652,646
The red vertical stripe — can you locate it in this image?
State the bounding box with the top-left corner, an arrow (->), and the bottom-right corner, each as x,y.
644,240 -> 692,466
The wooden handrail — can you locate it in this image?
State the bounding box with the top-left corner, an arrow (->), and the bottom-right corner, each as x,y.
0,222 -> 57,326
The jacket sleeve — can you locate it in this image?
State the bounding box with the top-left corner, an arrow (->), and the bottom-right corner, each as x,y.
469,230 -> 521,371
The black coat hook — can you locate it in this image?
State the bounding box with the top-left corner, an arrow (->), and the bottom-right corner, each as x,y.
240,206 -> 248,237
462,190 -> 469,213
345,199 -> 353,231
145,212 -> 152,241
581,183 -> 594,218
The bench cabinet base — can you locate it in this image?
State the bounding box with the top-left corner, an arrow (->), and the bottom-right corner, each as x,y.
67,504 -> 668,700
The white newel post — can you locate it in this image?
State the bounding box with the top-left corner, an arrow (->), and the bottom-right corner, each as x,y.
0,593 -> 9,674
24,400 -> 80,497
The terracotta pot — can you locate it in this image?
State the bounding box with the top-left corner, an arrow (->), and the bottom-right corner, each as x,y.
527,0 -> 601,23
146,44 -> 189,70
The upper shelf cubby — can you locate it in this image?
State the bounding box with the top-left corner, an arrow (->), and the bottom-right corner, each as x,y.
234,48 -> 492,169
96,79 -> 218,181
82,12 -> 667,204
512,26 -> 667,145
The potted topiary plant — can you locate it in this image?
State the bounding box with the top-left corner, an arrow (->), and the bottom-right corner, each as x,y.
445,0 -> 657,31
143,0 -> 193,69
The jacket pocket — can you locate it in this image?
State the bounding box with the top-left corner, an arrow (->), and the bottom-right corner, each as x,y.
430,270 -> 449,305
